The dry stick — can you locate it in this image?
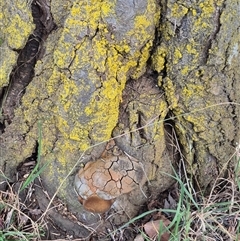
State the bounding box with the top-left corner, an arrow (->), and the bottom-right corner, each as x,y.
40,101 -> 240,219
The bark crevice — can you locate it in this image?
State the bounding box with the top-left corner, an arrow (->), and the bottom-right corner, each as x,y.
1,0 -> 56,124
201,6 -> 222,64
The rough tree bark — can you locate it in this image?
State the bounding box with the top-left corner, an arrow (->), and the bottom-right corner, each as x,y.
0,0 -> 239,239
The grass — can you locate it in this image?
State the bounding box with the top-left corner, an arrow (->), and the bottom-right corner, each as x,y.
0,122 -> 47,240
19,122 -> 49,192
115,144 -> 240,241
0,186 -> 45,241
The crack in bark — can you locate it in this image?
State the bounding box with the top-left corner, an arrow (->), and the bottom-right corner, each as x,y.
1,0 -> 56,124
201,6 -> 221,64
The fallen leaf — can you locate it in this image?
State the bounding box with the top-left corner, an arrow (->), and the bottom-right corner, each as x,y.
164,198 -> 170,209
168,193 -> 177,208
134,234 -> 144,241
144,215 -> 171,241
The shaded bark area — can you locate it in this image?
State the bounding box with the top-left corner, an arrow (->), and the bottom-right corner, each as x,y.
0,0 -> 239,239
151,0 -> 240,189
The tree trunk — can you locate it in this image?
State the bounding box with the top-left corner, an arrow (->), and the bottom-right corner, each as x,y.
0,0 -> 239,239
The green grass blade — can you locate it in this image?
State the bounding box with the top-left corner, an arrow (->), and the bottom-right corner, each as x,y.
20,121 -> 49,192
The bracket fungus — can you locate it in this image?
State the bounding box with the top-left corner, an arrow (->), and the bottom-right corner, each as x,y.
74,153 -> 147,213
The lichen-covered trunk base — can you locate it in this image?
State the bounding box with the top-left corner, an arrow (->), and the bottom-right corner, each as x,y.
0,0 -> 177,237
151,0 -> 240,189
1,0 -> 239,238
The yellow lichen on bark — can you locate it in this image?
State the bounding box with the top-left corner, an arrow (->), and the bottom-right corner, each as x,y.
194,0 -> 224,31
182,84 -> 205,99
169,3 -> 189,19
151,0 -> 238,189
5,15 -> 33,49
173,48 -> 183,65
7,0 -> 158,179
0,0 -> 160,206
43,0 -> 159,155
163,78 -> 179,110
0,1 -> 34,86
151,46 -> 167,73
0,47 -> 17,86
2,1 -> 34,49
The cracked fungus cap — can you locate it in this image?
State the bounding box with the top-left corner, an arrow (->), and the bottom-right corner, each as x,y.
75,154 -> 147,213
